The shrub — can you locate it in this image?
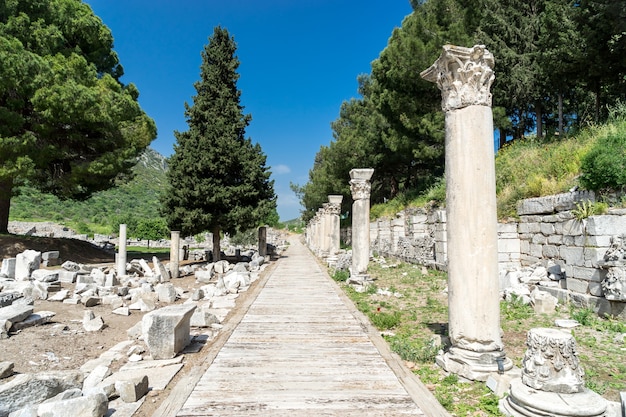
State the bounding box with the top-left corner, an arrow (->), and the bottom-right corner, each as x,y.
580,130 -> 626,191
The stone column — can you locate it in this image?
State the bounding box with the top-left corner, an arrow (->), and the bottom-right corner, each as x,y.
421,45 -> 512,380
327,195 -> 343,256
116,224 -> 127,276
501,328 -> 608,417
170,231 -> 180,279
349,168 -> 374,282
258,226 -> 267,257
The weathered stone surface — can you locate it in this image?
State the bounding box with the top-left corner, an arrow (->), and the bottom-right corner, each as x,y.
112,306 -> 130,316
501,378 -> 608,417
155,283 -> 176,303
142,304 -> 196,360
0,292 -> 21,308
1,259 -> 16,279
82,365 -> 112,391
12,311 -> 55,331
47,290 -> 69,302
0,362 -> 14,379
194,269 -> 213,283
15,250 -> 41,281
83,316 -> 105,332
586,215 -> 626,236
152,256 -> 170,282
0,370 -> 83,417
115,375 -> 148,403
36,392 -> 108,417
190,309 -> 220,327
0,304 -> 34,329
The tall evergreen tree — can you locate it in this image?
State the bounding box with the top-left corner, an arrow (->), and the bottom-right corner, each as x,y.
0,0 -> 156,233
161,26 -> 275,260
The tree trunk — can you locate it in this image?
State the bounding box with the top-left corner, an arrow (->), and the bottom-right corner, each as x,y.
212,226 -> 221,262
0,178 -> 13,234
558,92 -> 564,136
499,128 -> 507,149
536,102 -> 543,139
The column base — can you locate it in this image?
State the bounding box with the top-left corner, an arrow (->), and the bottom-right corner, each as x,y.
500,378 -> 610,417
436,346 -> 513,382
347,273 -> 373,287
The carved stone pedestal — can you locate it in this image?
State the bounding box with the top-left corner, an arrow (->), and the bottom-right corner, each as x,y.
500,328 -> 609,417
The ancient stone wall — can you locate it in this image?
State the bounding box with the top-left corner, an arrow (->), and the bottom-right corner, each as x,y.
341,191 -> 626,317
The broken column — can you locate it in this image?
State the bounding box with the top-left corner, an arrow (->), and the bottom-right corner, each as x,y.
116,224 -> 127,276
170,231 -> 180,279
349,168 -> 374,282
421,45 -> 512,380
258,226 -> 267,257
327,195 -> 343,258
500,328 -> 609,417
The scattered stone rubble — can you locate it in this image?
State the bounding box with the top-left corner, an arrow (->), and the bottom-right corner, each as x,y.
0,239 -> 281,417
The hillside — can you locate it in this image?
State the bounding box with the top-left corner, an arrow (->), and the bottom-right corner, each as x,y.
10,148 -> 169,235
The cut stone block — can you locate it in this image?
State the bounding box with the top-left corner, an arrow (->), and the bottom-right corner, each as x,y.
36,392 -> 108,417
142,304 -> 196,359
115,375 -> 149,403
15,250 -> 41,281
0,304 -> 34,328
12,311 -> 55,331
31,269 -> 59,282
1,258 -> 16,279
0,361 -> 14,379
0,370 -> 83,416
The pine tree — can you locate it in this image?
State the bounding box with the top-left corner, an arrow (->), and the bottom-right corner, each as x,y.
0,0 -> 156,233
161,26 -> 276,260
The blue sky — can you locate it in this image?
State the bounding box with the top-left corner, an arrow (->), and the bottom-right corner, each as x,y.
84,0 -> 414,221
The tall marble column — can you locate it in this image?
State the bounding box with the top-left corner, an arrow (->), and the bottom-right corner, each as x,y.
116,224 -> 127,276
349,168 -> 374,281
421,45 -> 512,380
170,231 -> 180,279
327,195 -> 343,256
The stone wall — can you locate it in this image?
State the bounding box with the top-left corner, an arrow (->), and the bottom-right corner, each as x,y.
344,191 -> 626,317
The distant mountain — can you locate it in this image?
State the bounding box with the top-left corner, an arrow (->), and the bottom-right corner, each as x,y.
10,148 -> 169,234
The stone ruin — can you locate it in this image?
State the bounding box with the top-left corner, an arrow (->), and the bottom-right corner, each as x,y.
0,227 -> 285,417
599,234 -> 626,302
500,328 -> 622,417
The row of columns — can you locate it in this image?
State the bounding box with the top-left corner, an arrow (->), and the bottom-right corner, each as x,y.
306,45 -> 512,383
306,168 -> 375,282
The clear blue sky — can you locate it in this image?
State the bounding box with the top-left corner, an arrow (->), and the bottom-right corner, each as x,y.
84,0 -> 414,221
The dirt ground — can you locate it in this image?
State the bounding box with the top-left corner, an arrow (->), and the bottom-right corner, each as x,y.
0,234 -> 238,415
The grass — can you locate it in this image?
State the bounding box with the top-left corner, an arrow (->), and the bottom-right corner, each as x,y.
335,258 -> 626,415
367,110 -> 626,222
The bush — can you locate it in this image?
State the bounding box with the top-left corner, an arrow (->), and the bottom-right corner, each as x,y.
580,130 -> 626,191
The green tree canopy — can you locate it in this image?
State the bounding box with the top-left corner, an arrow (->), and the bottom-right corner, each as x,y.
0,0 -> 156,233
161,26 -> 276,260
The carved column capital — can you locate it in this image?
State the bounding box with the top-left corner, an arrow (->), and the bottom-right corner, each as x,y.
521,328 -> 584,394
349,169 -> 374,200
420,44 -> 495,112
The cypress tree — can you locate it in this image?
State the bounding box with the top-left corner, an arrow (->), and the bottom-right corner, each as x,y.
162,26 -> 275,260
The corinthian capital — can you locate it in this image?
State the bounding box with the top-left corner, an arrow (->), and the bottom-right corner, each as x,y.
349,169 -> 374,200
420,44 -> 495,112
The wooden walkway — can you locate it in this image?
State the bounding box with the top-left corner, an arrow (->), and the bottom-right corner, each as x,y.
169,236 -> 448,417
